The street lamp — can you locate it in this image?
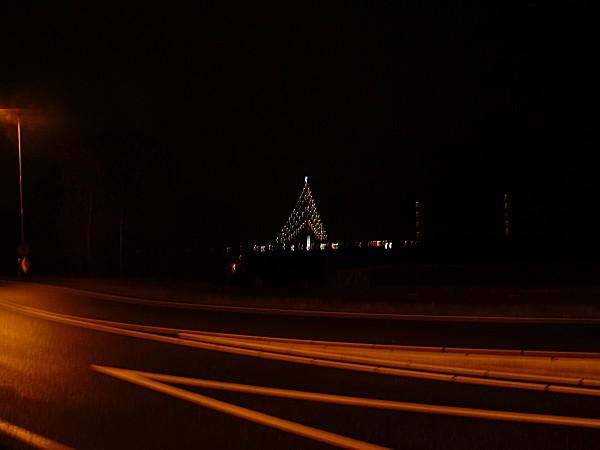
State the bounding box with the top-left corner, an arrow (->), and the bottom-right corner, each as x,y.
1,108 -> 27,270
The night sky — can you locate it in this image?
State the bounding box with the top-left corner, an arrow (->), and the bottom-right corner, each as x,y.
0,5 -> 596,271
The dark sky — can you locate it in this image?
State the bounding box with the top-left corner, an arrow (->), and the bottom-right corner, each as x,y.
0,4 -> 596,250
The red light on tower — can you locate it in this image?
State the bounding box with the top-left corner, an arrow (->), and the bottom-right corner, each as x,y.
503,192 -> 510,237
415,199 -> 421,240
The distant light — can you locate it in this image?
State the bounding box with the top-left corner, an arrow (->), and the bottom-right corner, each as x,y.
504,192 -> 510,237
305,176 -> 308,183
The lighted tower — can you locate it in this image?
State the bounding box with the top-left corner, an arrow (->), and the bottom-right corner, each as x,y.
276,177 -> 327,247
415,197 -> 421,240
503,192 -> 510,237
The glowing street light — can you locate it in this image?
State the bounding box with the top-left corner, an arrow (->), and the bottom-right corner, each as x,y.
1,108 -> 28,269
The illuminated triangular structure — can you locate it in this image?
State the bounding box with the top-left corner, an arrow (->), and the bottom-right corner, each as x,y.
276,177 -> 327,245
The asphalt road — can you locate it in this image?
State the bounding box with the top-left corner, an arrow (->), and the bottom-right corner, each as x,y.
1,281 -> 599,449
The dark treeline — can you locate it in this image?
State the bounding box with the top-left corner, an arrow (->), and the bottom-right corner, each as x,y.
1,125 -> 599,279
2,129 -> 189,277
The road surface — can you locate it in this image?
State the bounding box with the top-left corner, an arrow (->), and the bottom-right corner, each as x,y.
1,281 -> 599,449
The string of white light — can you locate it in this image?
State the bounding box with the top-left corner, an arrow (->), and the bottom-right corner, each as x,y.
276,177 -> 327,244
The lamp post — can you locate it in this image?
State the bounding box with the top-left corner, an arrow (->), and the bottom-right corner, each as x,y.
1,108 -> 27,267
17,117 -> 25,247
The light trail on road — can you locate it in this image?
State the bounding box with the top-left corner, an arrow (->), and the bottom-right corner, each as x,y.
2,282 -> 600,449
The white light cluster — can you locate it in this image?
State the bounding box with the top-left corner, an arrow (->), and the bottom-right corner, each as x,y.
276,177 -> 328,245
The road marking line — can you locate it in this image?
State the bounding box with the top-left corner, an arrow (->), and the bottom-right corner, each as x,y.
179,332 -> 600,393
2,299 -> 599,396
91,365 -> 388,450
119,325 -> 600,359
11,281 -> 600,324
0,418 -> 74,450
92,365 -> 600,430
12,302 -> 600,360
